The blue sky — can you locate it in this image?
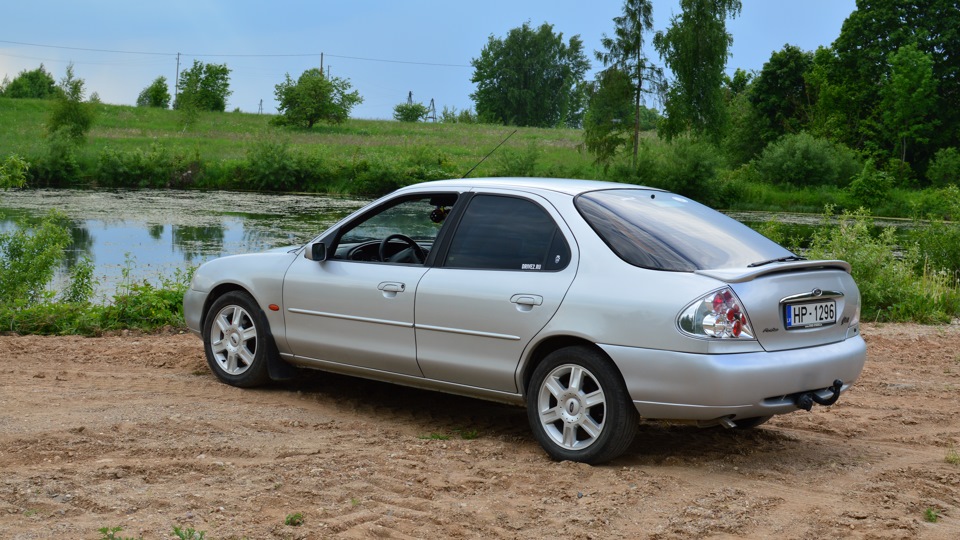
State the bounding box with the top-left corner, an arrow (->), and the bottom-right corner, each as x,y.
0,1 -> 856,119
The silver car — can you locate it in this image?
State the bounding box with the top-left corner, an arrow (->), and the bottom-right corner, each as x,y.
184,178 -> 866,463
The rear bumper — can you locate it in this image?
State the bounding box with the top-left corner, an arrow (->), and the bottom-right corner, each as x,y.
600,335 -> 866,421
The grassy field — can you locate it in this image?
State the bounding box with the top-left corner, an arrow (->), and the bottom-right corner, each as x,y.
0,98 -> 603,189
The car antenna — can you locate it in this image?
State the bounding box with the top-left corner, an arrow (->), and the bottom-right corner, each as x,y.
461,129 -> 517,178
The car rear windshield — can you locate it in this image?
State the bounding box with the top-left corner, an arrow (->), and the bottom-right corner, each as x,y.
575,189 -> 794,272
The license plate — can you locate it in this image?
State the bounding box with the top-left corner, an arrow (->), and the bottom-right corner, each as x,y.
785,300 -> 836,329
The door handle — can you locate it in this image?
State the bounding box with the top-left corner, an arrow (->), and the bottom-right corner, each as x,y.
510,294 -> 543,311
378,282 -> 406,298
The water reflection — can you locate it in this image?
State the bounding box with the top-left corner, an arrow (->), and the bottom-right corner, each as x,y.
0,189 -> 368,300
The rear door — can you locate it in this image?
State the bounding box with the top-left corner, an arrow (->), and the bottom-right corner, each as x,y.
414,192 -> 578,393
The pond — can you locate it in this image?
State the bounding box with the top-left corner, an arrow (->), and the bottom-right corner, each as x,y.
0,189 -> 369,301
0,189 -> 915,302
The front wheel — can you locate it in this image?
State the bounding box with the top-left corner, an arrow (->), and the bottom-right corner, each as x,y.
203,291 -> 274,388
526,346 -> 638,464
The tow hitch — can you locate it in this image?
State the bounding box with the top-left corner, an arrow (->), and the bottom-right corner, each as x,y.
794,379 -> 844,411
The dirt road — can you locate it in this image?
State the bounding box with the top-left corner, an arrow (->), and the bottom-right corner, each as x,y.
1,323 -> 958,539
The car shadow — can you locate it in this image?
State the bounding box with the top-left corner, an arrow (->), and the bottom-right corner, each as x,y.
262,369 -> 827,467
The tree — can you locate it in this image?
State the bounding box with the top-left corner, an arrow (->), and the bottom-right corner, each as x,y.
881,43 -> 939,164
2,64 -> 60,99
393,102 -> 429,122
137,76 -> 171,108
272,68 -> 362,128
583,69 -> 636,165
594,0 -> 659,166
470,22 -> 589,128
48,63 -> 96,142
749,44 -> 815,145
653,0 -> 742,142
174,61 -> 232,112
824,0 -> 960,166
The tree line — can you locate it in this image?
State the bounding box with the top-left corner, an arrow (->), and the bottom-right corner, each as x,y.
2,0 -> 957,189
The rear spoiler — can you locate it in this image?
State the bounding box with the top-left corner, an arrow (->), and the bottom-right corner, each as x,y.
695,260 -> 851,283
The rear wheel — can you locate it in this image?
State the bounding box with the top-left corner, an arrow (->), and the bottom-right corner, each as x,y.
526,346 -> 638,464
203,291 -> 274,388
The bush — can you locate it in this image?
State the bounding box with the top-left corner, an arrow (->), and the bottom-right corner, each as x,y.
48,64 -> 96,142
807,208 -> 960,323
754,132 -> 860,187
96,143 -> 200,188
136,76 -> 171,108
910,185 -> 960,275
927,147 -> 960,188
32,129 -> 82,186
494,142 -> 541,177
0,211 -> 71,309
847,159 -> 893,210
0,154 -> 29,188
440,106 -> 477,124
393,102 -> 429,122
624,139 -> 721,200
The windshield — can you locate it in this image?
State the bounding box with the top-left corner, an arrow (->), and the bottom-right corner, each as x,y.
575,189 -> 794,272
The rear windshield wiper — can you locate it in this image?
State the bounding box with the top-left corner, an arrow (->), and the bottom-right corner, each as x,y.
748,255 -> 807,268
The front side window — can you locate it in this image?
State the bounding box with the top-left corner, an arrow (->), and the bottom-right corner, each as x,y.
444,195 -> 569,271
336,194 -> 457,263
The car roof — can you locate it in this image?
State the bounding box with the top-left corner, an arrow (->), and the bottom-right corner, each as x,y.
399,177 -> 663,197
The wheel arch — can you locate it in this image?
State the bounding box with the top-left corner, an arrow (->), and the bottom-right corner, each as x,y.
520,336 -> 615,397
199,283 -> 250,333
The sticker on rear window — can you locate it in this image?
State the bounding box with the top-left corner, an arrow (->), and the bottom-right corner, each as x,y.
521,263 -> 542,270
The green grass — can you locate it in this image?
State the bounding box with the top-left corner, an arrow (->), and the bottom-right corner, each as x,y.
0,98 -> 598,191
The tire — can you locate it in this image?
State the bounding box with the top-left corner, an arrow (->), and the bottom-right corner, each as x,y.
526,346 -> 639,464
732,416 -> 772,429
202,291 -> 274,388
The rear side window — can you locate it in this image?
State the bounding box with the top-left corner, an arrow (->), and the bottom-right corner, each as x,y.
444,195 -> 570,271
575,189 -> 793,271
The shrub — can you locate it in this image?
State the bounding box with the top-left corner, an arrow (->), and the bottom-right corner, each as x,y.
440,106 -> 477,124
241,137 -> 300,191
754,132 -> 860,187
0,211 -> 71,308
48,63 -> 96,142
32,129 -> 82,186
927,147 -> 960,188
847,159 -> 893,210
136,76 -> 171,108
96,143 -> 198,188
494,141 -> 541,177
393,102 -> 429,122
806,208 -> 960,323
0,154 -> 29,188
626,139 -> 721,200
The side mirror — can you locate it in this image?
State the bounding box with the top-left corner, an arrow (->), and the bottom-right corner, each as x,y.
304,242 -> 327,261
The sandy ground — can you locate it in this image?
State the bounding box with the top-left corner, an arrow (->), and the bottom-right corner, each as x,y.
1,323 -> 959,539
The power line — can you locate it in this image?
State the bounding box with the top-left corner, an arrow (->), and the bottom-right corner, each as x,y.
0,39 -> 471,68
0,39 -> 171,56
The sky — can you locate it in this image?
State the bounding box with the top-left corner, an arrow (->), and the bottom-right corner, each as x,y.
0,0 -> 857,120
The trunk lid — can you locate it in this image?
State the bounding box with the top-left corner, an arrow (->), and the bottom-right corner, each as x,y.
697,261 -> 859,352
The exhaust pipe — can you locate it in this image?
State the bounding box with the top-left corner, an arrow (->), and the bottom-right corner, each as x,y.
794,379 -> 843,411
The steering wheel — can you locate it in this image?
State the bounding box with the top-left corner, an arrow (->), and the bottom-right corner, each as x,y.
379,233 -> 426,263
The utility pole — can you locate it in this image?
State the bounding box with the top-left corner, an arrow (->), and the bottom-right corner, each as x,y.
320,52 -> 323,73
174,52 -> 181,106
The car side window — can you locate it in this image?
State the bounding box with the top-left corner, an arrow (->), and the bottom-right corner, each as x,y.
335,194 -> 457,263
444,195 -> 570,271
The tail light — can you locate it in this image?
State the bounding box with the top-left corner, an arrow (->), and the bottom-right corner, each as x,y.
678,288 -> 755,339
